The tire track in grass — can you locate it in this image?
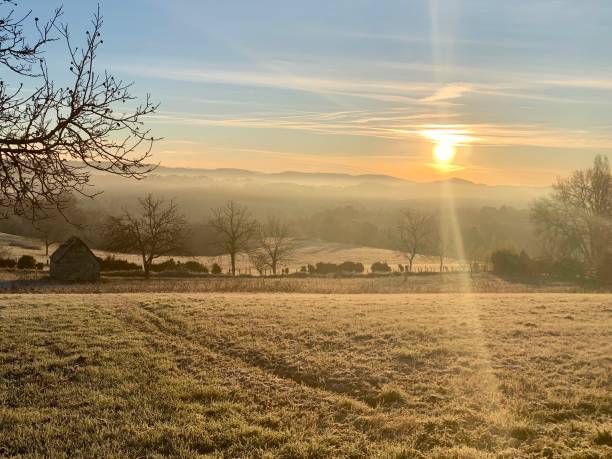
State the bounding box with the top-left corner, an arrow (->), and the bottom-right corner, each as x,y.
132,299 -> 386,408
123,297 -> 517,456
109,299 -> 407,448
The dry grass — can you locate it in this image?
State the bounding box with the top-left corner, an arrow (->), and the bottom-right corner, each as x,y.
0,271 -> 600,294
1,293 -> 610,457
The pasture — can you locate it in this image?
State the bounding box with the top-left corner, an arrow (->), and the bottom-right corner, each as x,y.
1,293 -> 610,457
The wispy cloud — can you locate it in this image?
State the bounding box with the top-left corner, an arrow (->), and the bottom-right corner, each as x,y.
420,83 -> 474,104
151,109 -> 612,150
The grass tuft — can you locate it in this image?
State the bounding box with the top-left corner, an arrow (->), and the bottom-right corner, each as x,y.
377,384 -> 408,406
593,429 -> 612,446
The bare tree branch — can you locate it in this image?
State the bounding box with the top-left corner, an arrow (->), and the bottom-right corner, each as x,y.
0,3 -> 159,220
249,216 -> 295,275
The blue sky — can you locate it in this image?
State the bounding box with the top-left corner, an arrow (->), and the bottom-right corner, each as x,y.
36,0 -> 612,184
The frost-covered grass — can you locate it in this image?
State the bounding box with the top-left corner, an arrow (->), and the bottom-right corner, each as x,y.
1,293 -> 610,457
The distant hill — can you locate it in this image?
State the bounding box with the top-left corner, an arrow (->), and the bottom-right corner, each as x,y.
88,165 -> 548,211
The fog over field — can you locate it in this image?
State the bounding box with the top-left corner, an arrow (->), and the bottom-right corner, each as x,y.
90,166 -> 548,216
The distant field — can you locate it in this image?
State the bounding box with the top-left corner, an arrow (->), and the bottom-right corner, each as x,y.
0,232 -> 465,274
1,293 -> 610,457
0,272 -> 598,294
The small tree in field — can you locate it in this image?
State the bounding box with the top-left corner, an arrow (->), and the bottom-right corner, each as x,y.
104,195 -> 187,277
209,201 -> 257,276
249,217 -> 296,275
397,210 -> 435,273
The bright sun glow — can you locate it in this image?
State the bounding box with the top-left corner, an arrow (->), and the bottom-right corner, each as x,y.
433,142 -> 455,162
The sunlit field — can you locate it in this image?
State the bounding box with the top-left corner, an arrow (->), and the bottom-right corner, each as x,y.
1,293 -> 610,458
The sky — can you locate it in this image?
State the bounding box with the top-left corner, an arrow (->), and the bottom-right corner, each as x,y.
34,0 -> 612,185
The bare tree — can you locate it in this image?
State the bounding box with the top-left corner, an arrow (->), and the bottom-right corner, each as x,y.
248,250 -> 268,276
430,214 -> 452,272
250,217 -> 296,275
0,3 -> 158,219
209,201 -> 257,276
104,195 -> 187,277
397,210 -> 435,273
532,155 -> 612,268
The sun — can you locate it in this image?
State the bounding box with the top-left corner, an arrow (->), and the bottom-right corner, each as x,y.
433,142 -> 455,163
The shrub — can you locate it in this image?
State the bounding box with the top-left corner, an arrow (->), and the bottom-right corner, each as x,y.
97,256 -> 141,272
338,261 -> 364,274
595,252 -> 612,285
315,262 -> 338,274
16,255 -> 36,269
377,384 -> 407,405
371,261 -> 391,273
307,264 -> 316,274
211,263 -> 222,275
593,429 -> 612,446
183,260 -> 208,273
150,258 -> 177,272
35,262 -> 45,270
490,249 -> 534,277
0,257 -> 16,268
547,257 -> 586,280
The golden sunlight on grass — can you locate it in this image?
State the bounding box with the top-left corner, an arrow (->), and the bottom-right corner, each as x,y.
1,293 -> 610,457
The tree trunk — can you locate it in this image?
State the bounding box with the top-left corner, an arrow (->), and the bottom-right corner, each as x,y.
142,255 -> 149,278
45,236 -> 50,257
230,252 -> 236,276
272,261 -> 277,276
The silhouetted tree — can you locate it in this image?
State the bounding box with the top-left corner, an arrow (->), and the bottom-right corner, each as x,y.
532,155 -> 612,273
397,210 -> 435,272
0,3 -> 157,219
209,201 -> 257,276
104,195 -> 187,277
250,217 -> 295,275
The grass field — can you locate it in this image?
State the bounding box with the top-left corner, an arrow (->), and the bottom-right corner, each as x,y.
0,272 -> 599,294
1,293 -> 610,458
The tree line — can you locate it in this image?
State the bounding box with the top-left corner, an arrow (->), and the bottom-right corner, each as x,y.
103,197 -> 296,277
494,155 -> 612,283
